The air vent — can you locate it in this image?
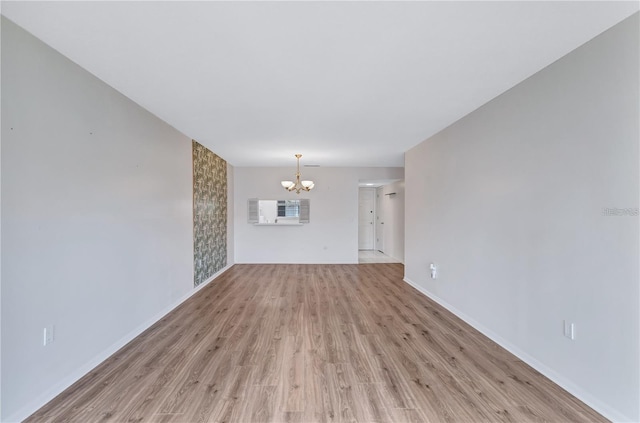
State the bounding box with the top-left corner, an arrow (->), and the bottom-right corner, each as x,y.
304,164 -> 320,167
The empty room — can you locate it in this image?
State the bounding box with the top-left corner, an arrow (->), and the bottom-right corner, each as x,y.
1,1 -> 638,422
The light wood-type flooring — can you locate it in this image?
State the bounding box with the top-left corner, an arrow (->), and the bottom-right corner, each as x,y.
26,264 -> 607,423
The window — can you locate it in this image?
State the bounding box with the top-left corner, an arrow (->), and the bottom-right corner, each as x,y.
278,200 -> 300,217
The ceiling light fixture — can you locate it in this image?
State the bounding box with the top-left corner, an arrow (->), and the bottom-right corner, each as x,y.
281,154 -> 315,194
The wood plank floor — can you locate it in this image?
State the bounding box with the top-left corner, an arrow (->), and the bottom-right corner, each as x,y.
26,264 -> 607,423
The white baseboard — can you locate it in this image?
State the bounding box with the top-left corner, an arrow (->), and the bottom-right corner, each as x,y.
234,260 -> 358,264
402,276 -> 632,423
5,265 -> 233,423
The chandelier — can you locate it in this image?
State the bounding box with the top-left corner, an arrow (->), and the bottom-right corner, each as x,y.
281,154 -> 315,194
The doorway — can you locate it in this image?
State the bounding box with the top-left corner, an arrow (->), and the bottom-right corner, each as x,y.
358,180 -> 405,264
358,187 -> 375,250
375,185 -> 384,252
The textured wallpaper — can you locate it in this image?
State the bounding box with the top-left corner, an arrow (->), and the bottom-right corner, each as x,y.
193,140 -> 227,286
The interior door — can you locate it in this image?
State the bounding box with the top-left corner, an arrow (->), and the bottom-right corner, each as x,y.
358,188 -> 375,250
376,187 -> 384,252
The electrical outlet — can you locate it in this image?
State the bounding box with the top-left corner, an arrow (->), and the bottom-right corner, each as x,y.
43,325 -> 55,346
569,323 -> 576,340
429,263 -> 437,279
563,320 -> 575,340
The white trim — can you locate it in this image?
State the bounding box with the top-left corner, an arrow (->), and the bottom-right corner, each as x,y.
234,260 -> 358,265
402,276 -> 632,423
253,223 -> 303,226
5,264 -> 233,423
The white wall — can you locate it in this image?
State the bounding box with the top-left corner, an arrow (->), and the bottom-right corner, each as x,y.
405,13 -> 639,422
377,181 -> 405,262
234,167 -> 403,263
1,18 -> 199,422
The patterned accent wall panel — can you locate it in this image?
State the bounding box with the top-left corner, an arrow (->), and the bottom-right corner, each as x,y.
193,140 -> 227,286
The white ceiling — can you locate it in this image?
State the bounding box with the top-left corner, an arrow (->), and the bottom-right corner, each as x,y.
2,1 -> 638,167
